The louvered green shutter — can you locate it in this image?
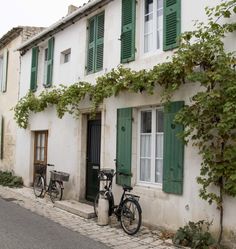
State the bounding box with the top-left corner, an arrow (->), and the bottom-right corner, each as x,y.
163,0 -> 181,51
95,13 -> 104,72
46,37 -> 54,87
87,17 -> 96,74
116,108 -> 132,186
163,101 -> 184,195
0,116 -> 3,159
121,0 -> 136,63
30,47 -> 39,91
1,50 -> 8,92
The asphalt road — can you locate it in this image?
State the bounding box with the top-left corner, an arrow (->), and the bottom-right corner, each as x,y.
0,197 -> 110,249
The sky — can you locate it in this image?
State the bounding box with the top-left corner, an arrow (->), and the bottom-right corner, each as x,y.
0,0 -> 88,37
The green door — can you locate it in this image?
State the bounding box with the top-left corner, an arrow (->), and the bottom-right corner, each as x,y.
86,118 -> 101,202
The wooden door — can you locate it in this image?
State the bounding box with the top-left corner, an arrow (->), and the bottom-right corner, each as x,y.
34,131 -> 48,180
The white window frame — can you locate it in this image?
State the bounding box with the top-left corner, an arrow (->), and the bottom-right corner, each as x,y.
140,0 -> 164,56
137,106 -> 164,188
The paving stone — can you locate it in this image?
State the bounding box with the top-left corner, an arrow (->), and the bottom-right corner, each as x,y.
0,186 -> 178,249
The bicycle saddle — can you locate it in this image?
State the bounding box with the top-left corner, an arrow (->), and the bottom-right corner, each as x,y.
123,185 -> 133,191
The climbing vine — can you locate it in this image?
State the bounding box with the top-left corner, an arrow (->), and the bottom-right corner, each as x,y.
14,0 -> 236,244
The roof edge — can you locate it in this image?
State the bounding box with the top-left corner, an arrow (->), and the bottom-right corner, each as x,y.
17,0 -> 112,54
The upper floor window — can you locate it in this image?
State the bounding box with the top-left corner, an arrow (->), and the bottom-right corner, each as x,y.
30,38 -> 54,91
44,37 -> 54,87
143,0 -> 163,53
0,50 -> 8,92
87,12 -> 105,74
43,48 -> 48,85
0,56 -> 3,88
61,48 -> 71,64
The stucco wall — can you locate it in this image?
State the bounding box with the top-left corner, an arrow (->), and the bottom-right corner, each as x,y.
16,0 -> 236,241
0,35 -> 21,171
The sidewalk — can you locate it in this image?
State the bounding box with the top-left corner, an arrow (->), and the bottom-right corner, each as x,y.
0,186 -> 180,249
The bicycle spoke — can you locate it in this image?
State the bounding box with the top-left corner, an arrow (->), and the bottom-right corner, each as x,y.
120,199 -> 142,235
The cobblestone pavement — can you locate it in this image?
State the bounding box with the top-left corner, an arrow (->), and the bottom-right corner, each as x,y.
0,186 -> 181,249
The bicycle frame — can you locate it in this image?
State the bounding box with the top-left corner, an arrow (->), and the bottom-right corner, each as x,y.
99,170 -> 140,218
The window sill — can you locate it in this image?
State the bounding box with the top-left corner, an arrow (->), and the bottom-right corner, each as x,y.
141,49 -> 164,59
136,181 -> 162,189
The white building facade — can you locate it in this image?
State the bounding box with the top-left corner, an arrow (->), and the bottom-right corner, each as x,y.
16,0 -> 236,241
0,27 -> 44,171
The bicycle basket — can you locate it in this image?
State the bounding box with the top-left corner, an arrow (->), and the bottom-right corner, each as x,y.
50,170 -> 70,182
99,169 -> 114,181
35,164 -> 46,175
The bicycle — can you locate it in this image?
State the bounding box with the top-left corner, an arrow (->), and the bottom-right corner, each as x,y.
33,163 -> 70,203
94,169 -> 142,235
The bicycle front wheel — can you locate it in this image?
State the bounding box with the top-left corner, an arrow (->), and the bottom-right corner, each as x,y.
94,191 -> 105,217
33,175 -> 44,197
49,181 -> 63,203
120,199 -> 142,235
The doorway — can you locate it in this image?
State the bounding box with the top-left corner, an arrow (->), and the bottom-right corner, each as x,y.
33,131 -> 48,181
86,117 -> 101,202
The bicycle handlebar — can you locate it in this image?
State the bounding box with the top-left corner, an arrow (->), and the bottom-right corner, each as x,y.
98,170 -> 132,180
47,163 -> 55,167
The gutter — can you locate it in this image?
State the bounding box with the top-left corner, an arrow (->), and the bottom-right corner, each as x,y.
17,0 -> 112,55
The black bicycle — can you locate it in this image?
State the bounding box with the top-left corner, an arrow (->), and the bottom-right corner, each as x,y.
94,169 -> 142,235
33,163 -> 70,203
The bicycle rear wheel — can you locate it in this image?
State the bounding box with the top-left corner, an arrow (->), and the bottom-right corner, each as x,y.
49,181 -> 63,203
120,199 -> 142,235
33,175 -> 44,197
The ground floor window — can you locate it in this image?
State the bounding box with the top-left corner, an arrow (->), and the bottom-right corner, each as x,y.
139,107 -> 164,185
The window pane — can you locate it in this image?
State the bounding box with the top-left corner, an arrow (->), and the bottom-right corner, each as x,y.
37,135 -> 41,147
40,148 -> 45,161
141,111 -> 152,133
144,14 -> 153,33
155,159 -> 163,183
44,48 -> 48,61
36,148 -> 40,161
41,134 -> 45,148
145,0 -> 153,15
156,0 -> 163,50
156,110 -> 164,132
156,133 -> 163,157
141,134 -> 151,157
144,34 -> 153,53
140,158 -> 151,182
157,0 -> 163,9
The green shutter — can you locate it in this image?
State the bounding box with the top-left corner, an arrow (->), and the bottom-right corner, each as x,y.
87,17 -> 96,74
121,0 -> 136,63
116,108 -> 132,186
1,50 -> 8,92
163,0 -> 181,51
0,116 -> 3,159
30,47 -> 39,91
95,12 -> 104,72
163,101 -> 184,195
46,37 -> 54,87
87,13 -> 104,74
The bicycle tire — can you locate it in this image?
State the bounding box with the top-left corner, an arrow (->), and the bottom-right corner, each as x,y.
49,181 -> 63,203
33,175 -> 44,197
94,191 -> 105,217
120,198 -> 142,235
